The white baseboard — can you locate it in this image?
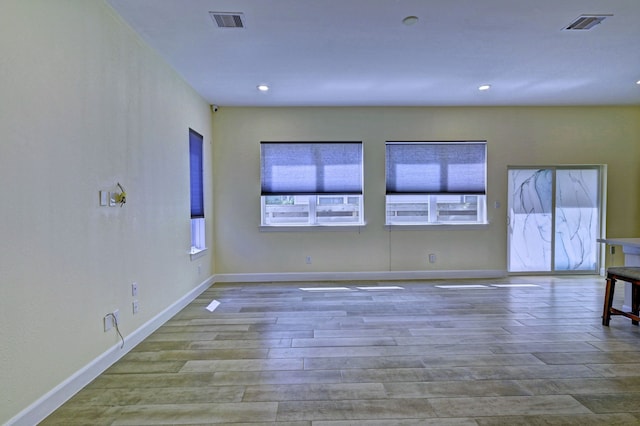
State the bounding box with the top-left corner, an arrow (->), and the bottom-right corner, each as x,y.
7,275 -> 215,426
213,269 -> 507,283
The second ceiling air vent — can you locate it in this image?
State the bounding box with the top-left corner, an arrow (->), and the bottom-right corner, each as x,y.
210,12 -> 245,28
563,14 -> 611,31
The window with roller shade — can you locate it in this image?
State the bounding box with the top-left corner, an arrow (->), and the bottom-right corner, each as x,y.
385,141 -> 487,225
260,142 -> 364,226
189,129 -> 206,253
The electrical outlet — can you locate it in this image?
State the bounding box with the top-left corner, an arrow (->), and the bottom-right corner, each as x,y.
103,309 -> 120,332
132,300 -> 139,314
103,315 -> 112,331
305,256 -> 312,264
429,253 -> 436,264
132,282 -> 138,297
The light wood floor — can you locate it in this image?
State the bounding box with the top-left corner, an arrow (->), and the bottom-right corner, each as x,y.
43,275 -> 640,425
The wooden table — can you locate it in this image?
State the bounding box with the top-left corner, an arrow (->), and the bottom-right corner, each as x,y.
598,238 -> 640,311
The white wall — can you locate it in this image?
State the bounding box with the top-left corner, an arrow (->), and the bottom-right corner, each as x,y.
0,1 -> 213,422
212,106 -> 640,274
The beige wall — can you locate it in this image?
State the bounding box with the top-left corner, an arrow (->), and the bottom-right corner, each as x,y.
212,106 -> 640,273
0,1 -> 213,422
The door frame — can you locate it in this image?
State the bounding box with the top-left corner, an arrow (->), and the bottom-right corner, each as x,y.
507,165 -> 606,275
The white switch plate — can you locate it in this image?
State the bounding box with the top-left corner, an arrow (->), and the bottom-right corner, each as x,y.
99,191 -> 108,206
132,282 -> 138,297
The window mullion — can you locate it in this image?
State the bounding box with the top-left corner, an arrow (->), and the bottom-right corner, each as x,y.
428,196 -> 437,223
309,196 -> 317,225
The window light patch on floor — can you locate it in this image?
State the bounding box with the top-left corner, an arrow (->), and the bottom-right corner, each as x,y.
435,284 -> 491,289
299,287 -> 352,291
356,286 -> 405,291
491,284 -> 541,288
206,300 -> 220,312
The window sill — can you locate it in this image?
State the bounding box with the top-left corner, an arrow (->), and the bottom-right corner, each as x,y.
260,223 -> 366,232
190,248 -> 208,261
385,222 -> 490,231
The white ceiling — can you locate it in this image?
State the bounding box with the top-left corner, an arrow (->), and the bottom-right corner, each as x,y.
107,0 -> 640,107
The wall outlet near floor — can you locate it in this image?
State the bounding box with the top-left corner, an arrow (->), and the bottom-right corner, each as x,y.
428,253 -> 437,264
132,300 -> 139,314
305,256 -> 312,264
103,309 -> 120,332
103,315 -> 112,332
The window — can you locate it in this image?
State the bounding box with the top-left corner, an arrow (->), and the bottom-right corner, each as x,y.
385,141 -> 487,225
260,142 -> 364,226
189,129 -> 206,254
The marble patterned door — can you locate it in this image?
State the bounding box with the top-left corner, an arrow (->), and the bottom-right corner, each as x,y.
508,167 -> 601,273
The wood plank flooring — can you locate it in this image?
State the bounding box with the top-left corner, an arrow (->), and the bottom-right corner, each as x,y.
42,275 -> 640,425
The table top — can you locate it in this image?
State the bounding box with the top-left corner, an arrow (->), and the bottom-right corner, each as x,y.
598,238 -> 640,248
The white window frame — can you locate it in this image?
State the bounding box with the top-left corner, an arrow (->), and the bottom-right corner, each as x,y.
189,129 -> 207,258
385,141 -> 488,227
261,194 -> 364,227
260,142 -> 365,228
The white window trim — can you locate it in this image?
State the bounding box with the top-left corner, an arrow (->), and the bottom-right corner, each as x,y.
190,217 -> 207,261
261,194 -> 365,228
385,223 -> 490,231
385,141 -> 487,226
260,223 -> 367,232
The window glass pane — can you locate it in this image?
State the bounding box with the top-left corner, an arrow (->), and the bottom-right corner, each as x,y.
436,195 -> 479,222
386,195 -> 429,224
263,196 -> 310,225
316,196 -> 361,224
262,195 -> 362,226
190,218 -> 206,252
554,169 -> 599,271
386,195 -> 485,224
508,169 -> 553,272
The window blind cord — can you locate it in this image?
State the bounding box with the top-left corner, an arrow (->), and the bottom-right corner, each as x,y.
104,313 -> 125,349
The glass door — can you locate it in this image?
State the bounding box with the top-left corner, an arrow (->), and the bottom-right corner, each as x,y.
507,166 -> 601,273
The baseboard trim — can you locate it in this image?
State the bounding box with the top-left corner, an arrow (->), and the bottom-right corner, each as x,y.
7,275 -> 215,426
213,269 -> 507,283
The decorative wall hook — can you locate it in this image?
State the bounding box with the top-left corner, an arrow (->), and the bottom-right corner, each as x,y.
114,182 -> 127,207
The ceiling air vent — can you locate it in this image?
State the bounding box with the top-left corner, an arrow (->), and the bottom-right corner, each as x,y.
210,12 -> 245,28
563,14 -> 611,31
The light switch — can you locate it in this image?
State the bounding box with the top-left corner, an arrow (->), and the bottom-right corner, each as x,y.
99,191 -> 108,206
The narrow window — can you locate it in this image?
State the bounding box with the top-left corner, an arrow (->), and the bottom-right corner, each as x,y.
189,129 -> 206,253
260,142 -> 364,226
385,141 -> 487,225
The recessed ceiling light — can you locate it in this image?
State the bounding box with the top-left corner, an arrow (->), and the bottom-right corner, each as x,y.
257,84 -> 270,92
636,80 -> 640,85
402,16 -> 419,26
478,84 -> 491,91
